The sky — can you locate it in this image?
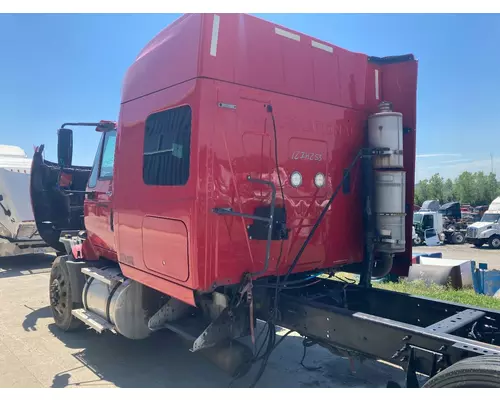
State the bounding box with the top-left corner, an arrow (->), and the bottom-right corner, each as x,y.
0,13 -> 499,181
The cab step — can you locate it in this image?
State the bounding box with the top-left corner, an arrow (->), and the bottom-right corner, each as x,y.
81,267 -> 125,286
71,308 -> 117,334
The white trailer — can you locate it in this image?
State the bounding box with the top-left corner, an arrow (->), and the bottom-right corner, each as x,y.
0,145 -> 53,256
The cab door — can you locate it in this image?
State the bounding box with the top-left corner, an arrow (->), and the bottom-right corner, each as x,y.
84,130 -> 117,258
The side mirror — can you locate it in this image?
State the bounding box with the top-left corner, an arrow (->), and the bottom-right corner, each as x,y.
57,128 -> 73,168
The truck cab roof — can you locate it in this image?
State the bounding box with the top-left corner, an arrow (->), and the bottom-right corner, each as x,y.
0,145 -> 32,173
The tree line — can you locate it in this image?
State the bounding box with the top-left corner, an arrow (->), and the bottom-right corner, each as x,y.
415,172 -> 500,207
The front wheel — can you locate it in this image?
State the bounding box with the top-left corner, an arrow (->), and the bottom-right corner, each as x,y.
451,232 -> 465,245
488,236 -> 500,249
423,355 -> 500,388
49,256 -> 84,332
413,236 -> 423,246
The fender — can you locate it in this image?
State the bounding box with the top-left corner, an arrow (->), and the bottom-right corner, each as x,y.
479,228 -> 500,240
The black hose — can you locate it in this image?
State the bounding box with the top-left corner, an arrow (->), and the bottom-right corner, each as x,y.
300,338 -> 321,371
282,149 -> 363,285
249,322 -> 276,388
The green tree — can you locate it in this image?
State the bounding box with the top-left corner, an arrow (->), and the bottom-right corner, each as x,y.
416,171 -> 500,206
427,173 -> 444,203
443,178 -> 454,202
454,171 -> 475,205
474,172 -> 489,205
415,179 -> 429,205
485,172 -> 500,205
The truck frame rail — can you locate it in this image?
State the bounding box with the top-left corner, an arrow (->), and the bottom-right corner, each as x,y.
255,277 -> 500,387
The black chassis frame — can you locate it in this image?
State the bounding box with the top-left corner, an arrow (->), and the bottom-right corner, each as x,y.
254,278 -> 500,387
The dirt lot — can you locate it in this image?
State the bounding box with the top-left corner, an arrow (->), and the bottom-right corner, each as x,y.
0,254 -> 410,388
414,243 -> 500,269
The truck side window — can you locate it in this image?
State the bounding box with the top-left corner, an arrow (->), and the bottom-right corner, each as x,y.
422,214 -> 433,230
99,130 -> 117,180
143,105 -> 192,186
88,133 -> 105,188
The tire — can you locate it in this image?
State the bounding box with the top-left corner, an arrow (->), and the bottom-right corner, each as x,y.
413,236 -> 422,246
451,232 -> 465,245
423,355 -> 500,388
488,236 -> 500,249
49,256 -> 84,332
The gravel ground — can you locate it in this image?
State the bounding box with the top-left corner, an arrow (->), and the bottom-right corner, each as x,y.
414,243 -> 500,269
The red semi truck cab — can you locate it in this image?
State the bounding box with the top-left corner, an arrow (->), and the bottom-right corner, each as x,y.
28,14 -> 500,388
31,14 -> 417,304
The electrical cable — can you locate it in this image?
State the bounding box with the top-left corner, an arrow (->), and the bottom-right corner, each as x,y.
267,105 -> 286,323
254,323 -> 271,359
235,107 -> 358,388
249,322 -> 276,388
246,105 -> 285,388
282,149 -> 363,286
254,329 -> 296,361
254,279 -> 322,290
268,105 -> 286,207
332,274 -> 357,285
228,107 -> 286,388
300,338 -> 321,371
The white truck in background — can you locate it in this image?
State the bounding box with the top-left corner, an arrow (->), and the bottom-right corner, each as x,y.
466,196 -> 500,249
0,145 -> 53,257
412,200 -> 466,246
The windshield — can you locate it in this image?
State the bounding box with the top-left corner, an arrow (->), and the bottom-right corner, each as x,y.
481,213 -> 500,223
413,214 -> 423,224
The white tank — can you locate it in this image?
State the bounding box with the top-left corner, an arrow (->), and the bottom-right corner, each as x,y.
368,102 -> 403,169
374,170 -> 406,253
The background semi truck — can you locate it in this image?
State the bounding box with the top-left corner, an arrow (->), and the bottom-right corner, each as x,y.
466,196 -> 500,248
0,145 -> 52,257
412,205 -> 466,245
30,14 -> 500,388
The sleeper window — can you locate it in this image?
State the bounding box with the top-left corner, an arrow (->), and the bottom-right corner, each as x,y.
143,105 -> 192,186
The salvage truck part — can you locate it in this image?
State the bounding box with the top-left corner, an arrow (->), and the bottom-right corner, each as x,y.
31,14 -> 500,388
0,146 -> 53,257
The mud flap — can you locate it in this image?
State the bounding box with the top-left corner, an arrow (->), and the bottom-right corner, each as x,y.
60,256 -> 86,305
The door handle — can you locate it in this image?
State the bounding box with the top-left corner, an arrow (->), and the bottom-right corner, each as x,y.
106,191 -> 112,196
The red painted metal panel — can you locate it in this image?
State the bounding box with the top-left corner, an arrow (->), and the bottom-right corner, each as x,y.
142,216 -> 190,282
101,13 -> 417,298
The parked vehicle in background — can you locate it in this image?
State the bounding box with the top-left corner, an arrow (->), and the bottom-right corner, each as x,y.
466,196 -> 500,249
421,199 -> 439,211
413,210 -> 465,245
0,145 -> 53,256
439,201 -> 472,231
474,205 -> 489,220
413,200 -> 467,245
461,204 -> 473,213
